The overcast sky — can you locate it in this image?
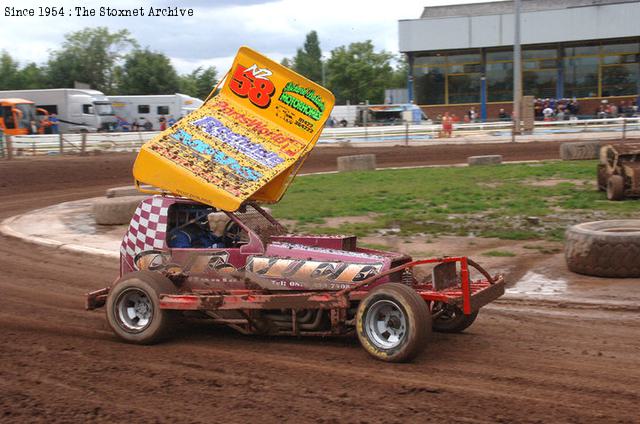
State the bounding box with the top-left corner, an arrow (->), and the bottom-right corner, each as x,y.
0,0 -> 494,75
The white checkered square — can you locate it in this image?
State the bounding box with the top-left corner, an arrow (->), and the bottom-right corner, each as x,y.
120,196 -> 172,270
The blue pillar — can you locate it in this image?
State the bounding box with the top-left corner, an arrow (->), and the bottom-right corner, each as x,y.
480,77 -> 487,122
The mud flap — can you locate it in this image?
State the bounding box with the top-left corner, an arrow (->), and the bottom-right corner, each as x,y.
452,279 -> 505,312
432,261 -> 458,291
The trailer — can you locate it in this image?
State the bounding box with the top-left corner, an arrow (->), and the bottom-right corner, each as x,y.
107,93 -> 203,131
0,88 -> 117,133
86,47 -> 504,362
329,103 -> 427,127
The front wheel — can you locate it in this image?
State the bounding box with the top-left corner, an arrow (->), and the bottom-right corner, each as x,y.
432,303 -> 478,333
356,283 -> 431,362
606,175 -> 625,201
106,271 -> 178,344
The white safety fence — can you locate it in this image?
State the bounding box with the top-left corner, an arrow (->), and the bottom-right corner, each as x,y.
1,117 -> 639,158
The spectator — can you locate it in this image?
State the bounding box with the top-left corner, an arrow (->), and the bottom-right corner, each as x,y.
167,115 -> 176,126
159,116 -> 167,131
542,106 -> 554,120
441,112 -> 453,138
49,113 -> 59,134
467,106 -> 477,122
498,108 -> 509,121
28,120 -> 38,135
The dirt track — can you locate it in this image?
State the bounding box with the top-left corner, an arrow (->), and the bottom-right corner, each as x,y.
1,143 -> 638,423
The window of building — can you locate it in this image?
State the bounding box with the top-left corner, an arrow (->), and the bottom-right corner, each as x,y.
601,63 -> 639,97
486,62 -> 513,102
522,49 -> 558,98
447,53 -> 481,64
157,106 -> 170,115
413,51 -> 481,105
563,56 -> 599,98
486,50 -> 513,62
448,73 -> 480,103
523,49 -> 557,60
414,55 -> 446,66
564,45 -> 599,56
414,66 -> 445,105
601,42 -> 639,54
138,105 -> 150,114
523,69 -> 556,98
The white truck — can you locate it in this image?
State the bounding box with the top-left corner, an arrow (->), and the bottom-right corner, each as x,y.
107,93 -> 203,131
0,88 -> 117,133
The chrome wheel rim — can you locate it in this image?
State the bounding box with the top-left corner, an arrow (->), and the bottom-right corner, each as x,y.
365,300 -> 407,349
115,288 -> 153,332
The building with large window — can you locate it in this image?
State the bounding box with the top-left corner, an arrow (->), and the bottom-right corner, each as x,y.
399,0 -> 640,119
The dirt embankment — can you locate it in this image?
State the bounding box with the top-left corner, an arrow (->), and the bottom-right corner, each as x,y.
0,144 -> 638,423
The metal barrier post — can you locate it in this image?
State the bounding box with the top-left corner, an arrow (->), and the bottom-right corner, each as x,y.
81,132 -> 87,155
59,132 -> 63,155
6,135 -> 13,160
405,121 -> 409,146
622,118 -> 627,142
0,128 -> 4,159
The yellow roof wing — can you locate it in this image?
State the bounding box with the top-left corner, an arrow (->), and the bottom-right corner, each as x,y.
133,46 -> 335,211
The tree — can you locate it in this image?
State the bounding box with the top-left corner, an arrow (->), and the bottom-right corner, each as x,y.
47,27 -> 136,92
16,63 -> 48,89
326,41 -> 394,104
178,66 -> 218,99
292,31 -> 323,83
0,51 -> 21,90
119,49 -> 180,95
389,55 -> 409,89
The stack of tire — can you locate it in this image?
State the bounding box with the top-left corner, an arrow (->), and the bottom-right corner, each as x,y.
565,220 -> 640,277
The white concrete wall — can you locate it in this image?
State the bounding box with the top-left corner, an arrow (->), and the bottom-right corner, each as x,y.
399,2 -> 640,52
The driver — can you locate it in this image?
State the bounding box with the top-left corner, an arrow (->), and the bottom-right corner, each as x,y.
168,215 -> 225,249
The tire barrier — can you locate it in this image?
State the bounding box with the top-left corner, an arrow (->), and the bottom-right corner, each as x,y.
337,154 -> 376,172
93,196 -> 147,225
559,142 -> 601,161
467,155 -> 502,166
565,220 -> 640,277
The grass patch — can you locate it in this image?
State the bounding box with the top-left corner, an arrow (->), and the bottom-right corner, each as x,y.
482,250 -> 517,257
272,160 -> 637,241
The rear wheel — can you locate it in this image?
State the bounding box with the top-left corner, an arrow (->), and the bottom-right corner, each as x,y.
106,271 -> 178,344
606,175 -> 625,201
432,303 -> 478,333
356,283 -> 431,362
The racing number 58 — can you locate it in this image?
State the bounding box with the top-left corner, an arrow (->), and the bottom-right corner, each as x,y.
229,65 -> 275,108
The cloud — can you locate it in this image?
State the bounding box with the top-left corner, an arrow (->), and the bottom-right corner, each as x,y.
0,0 -> 493,77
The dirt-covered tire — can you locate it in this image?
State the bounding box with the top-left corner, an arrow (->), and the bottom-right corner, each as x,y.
606,175 -> 625,201
432,303 -> 478,333
356,283 -> 431,362
565,220 -> 640,277
106,271 -> 178,344
93,196 -> 146,225
560,142 -> 600,161
596,164 -> 607,191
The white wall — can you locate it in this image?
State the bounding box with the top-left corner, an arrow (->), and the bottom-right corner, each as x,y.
399,2 -> 640,52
